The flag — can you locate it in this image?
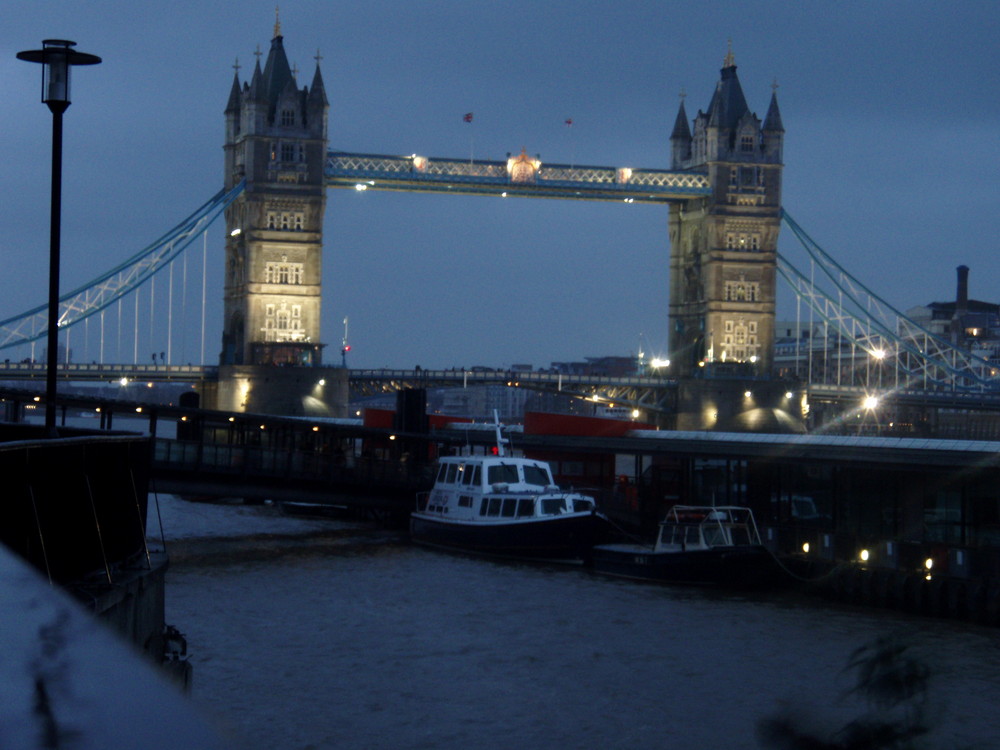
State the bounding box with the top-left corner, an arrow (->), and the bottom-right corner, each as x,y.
463,112 -> 474,123
565,117 -> 573,126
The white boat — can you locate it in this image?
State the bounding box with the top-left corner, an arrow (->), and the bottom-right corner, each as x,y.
410,417 -> 612,562
590,505 -> 781,586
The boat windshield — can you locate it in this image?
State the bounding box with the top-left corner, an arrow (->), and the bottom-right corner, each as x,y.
487,464 -> 520,485
540,498 -> 568,515
522,464 -> 551,487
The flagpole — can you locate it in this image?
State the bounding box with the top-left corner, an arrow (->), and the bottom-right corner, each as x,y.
463,112 -> 474,163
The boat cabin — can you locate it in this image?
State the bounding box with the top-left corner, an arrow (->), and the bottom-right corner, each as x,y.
657,506 -> 762,551
417,456 -> 597,520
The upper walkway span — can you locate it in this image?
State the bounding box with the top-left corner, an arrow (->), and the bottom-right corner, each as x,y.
325,151 -> 711,203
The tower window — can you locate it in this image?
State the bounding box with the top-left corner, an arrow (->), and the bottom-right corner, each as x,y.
266,210 -> 305,231
264,261 -> 304,285
740,134 -> 755,152
281,143 -> 296,162
281,109 -> 295,126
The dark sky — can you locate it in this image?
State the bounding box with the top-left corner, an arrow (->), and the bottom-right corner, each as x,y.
2,1 -> 997,369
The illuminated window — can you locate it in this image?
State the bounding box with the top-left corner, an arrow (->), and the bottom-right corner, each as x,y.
264,261 -> 304,285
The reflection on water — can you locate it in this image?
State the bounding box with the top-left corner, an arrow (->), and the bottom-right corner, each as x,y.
166,539 -> 1000,750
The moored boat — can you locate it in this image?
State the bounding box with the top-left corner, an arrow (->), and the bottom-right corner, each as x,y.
410,419 -> 612,562
590,505 -> 782,586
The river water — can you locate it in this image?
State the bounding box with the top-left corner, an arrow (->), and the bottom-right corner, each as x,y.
155,496 -> 1000,749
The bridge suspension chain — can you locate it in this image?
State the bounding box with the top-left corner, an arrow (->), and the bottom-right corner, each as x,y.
779,209 -> 998,391
0,181 -> 245,353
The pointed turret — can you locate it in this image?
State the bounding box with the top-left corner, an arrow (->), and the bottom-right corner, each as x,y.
308,63 -> 329,108
762,87 -> 784,160
248,58 -> 264,101
225,69 -> 242,113
670,98 -> 692,168
261,34 -> 295,109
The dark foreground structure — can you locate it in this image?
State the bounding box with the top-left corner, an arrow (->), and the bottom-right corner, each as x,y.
0,423 -> 185,683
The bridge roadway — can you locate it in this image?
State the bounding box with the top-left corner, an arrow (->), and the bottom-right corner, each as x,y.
3,362 -> 1000,415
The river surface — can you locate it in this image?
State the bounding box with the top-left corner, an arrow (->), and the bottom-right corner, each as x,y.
154,496 -> 1000,750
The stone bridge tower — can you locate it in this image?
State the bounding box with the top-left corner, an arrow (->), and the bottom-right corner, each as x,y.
211,21 -> 346,416
668,47 -> 784,378
222,21 -> 328,368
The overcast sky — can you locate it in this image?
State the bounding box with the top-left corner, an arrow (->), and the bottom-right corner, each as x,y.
2,1 -> 996,369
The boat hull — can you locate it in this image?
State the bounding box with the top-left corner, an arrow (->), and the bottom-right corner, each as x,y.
589,543 -> 781,587
410,512 -> 610,562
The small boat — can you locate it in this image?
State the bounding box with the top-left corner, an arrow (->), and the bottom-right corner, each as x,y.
589,505 -> 780,586
410,416 -> 612,562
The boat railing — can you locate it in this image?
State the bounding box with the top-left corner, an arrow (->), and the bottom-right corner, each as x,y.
662,505 -> 763,547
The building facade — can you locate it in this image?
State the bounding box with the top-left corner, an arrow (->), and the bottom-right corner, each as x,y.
221,22 -> 329,367
667,48 -> 784,377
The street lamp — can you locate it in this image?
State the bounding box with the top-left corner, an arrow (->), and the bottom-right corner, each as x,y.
17,40 -> 101,436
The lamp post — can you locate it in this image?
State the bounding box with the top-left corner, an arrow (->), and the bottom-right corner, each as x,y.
17,40 -> 101,436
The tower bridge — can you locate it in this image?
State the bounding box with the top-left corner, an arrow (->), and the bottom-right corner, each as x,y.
0,25 -> 997,435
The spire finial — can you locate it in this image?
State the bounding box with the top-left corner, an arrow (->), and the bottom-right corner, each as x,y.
314,48 -> 323,65
679,87 -> 687,102
274,5 -> 281,38
771,77 -> 779,93
254,43 -> 262,62
233,57 -> 241,75
724,38 -> 735,68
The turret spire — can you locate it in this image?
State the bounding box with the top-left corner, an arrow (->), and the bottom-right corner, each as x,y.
274,5 -> 281,39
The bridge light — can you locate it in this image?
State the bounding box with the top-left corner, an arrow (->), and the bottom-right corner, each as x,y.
230,228 -> 242,237
859,548 -> 870,562
228,416 -> 235,422
802,542 -> 810,554
312,426 -> 319,432
119,377 -> 128,386
650,358 -> 670,369
354,183 -> 368,191
871,348 -> 886,360
33,396 -> 41,402
501,192 -> 507,198
631,409 -> 640,419
135,407 -> 142,413
318,378 -> 326,386
744,390 -> 752,399
785,391 -> 793,399
863,395 -> 879,410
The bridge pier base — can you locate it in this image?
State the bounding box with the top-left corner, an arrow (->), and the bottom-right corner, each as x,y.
206,365 -> 349,418
676,377 -> 805,432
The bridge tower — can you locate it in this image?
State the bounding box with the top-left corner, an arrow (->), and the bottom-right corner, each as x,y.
667,47 -> 784,379
222,20 -> 328,367
209,20 -> 346,416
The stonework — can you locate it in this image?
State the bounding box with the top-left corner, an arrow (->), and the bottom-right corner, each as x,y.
221,32 -> 329,368
668,51 -> 784,378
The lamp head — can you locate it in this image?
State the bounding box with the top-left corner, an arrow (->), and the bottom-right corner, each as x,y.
17,39 -> 101,112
